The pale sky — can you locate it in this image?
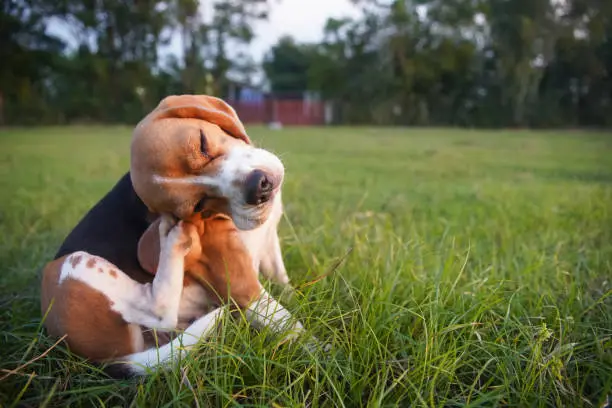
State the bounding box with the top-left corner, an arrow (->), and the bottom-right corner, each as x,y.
249,0 -> 362,60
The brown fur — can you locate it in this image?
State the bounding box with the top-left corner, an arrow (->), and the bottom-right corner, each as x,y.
69,254 -> 82,268
41,257 -> 139,362
138,215 -> 262,308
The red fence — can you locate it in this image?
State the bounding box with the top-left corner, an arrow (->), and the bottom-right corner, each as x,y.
231,99 -> 325,126
231,102 -> 265,124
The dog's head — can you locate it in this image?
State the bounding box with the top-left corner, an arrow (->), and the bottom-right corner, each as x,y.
131,94 -> 284,230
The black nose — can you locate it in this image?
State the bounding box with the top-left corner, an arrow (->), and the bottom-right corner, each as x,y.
245,170 -> 275,205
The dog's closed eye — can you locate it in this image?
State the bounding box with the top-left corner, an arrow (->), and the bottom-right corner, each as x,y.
194,197 -> 206,213
199,129 -> 209,158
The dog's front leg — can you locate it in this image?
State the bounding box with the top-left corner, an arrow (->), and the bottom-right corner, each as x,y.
245,289 -> 305,341
258,229 -> 290,287
127,216 -> 192,329
255,199 -> 294,301
245,290 -> 331,353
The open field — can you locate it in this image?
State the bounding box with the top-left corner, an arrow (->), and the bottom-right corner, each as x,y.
0,126 -> 611,407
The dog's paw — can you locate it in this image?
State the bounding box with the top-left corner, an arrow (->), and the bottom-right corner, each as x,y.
160,217 -> 194,257
277,283 -> 296,302
277,321 -> 305,344
302,336 -> 332,355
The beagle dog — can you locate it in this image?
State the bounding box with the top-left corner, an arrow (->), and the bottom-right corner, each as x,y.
41,95 -> 308,377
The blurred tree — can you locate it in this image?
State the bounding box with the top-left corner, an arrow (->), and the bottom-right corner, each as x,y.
168,0 -> 206,93
544,0 -> 612,126
263,0 -> 611,127
0,0 -> 271,124
2,0 -> 611,128
207,0 -> 270,95
263,35 -> 318,93
160,0 -> 270,95
0,0 -> 64,124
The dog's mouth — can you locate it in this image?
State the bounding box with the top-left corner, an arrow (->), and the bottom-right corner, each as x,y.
233,213 -> 266,230
234,199 -> 277,230
190,198 -> 272,231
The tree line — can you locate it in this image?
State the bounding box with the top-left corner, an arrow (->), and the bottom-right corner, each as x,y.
2,0 -> 268,125
2,0 -> 611,128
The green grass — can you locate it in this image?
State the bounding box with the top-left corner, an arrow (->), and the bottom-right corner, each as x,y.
0,125 -> 611,407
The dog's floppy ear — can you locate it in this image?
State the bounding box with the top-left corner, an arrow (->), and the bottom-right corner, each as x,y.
138,219 -> 161,275
152,95 -> 251,144
197,217 -> 263,307
138,217 -> 203,275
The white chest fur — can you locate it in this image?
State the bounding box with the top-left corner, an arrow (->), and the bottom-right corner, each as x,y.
177,284 -> 215,329
237,193 -> 289,285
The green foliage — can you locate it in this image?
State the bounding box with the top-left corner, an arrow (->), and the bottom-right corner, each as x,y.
1,0 -> 611,126
267,0 -> 612,128
0,126 -> 611,406
0,0 -> 270,125
0,0 -> 65,124
263,36 -> 318,93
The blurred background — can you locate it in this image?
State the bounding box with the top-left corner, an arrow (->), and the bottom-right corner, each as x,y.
2,0 -> 611,128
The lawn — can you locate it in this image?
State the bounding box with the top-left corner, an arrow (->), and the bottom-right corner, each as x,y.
0,126 -> 611,407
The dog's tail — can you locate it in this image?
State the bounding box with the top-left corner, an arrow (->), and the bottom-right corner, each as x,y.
103,308 -> 225,378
